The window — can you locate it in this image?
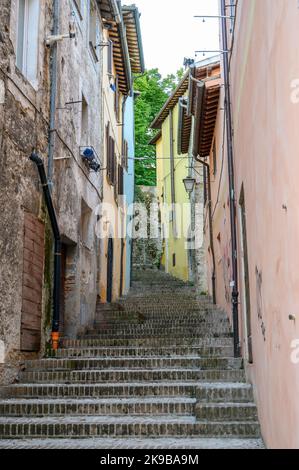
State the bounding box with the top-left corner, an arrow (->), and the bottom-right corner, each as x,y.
107,135 -> 116,185
89,0 -> 99,61
212,140 -> 217,176
118,164 -> 124,195
81,95 -> 89,146
107,40 -> 113,76
203,165 -> 208,206
239,185 -> 253,364
122,139 -> 128,171
16,0 -> 40,86
80,199 -> 93,250
106,122 -> 110,167
172,253 -> 176,267
114,75 -> 119,121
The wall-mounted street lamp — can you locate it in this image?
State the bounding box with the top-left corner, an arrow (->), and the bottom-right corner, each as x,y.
183,177 -> 196,198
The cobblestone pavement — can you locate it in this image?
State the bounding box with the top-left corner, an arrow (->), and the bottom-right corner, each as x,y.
0,269 -> 265,448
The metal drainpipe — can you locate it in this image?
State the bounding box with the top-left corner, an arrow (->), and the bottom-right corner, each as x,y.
111,0 -> 122,24
194,157 -> 216,305
220,0 -> 240,357
48,0 -> 59,186
29,153 -> 61,350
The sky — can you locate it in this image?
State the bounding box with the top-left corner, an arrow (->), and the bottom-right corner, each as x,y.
131,0 -> 220,77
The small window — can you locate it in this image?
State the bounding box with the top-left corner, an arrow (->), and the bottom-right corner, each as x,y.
16,0 -> 40,86
203,165 -> 208,206
172,253 -> 176,267
212,140 -> 217,176
107,135 -> 116,186
81,95 -> 89,146
106,122 -> 110,167
107,40 -> 113,76
118,164 -> 124,195
122,140 -> 128,171
89,1 -> 99,61
114,75 -> 119,121
80,200 -> 93,250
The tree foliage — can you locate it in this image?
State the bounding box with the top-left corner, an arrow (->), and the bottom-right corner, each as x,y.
134,68 -> 184,186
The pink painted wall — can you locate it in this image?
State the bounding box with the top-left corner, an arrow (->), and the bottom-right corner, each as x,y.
206,0 -> 299,449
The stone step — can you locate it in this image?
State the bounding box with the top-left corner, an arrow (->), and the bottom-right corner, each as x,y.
61,337 -> 234,348
93,318 -> 230,329
20,369 -> 245,384
0,382 -> 252,400
0,397 -> 196,417
195,403 -> 258,421
0,437 -> 265,449
24,356 -> 242,371
52,345 -> 234,359
114,305 -> 217,312
196,383 -> 254,403
0,416 -> 261,438
84,329 -> 233,339
94,314 -> 228,324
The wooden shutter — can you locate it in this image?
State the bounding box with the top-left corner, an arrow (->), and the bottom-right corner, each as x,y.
118,164 -> 124,195
122,139 -> 128,171
21,212 -> 45,351
107,136 -> 117,186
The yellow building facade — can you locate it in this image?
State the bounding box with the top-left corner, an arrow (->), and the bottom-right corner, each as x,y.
151,75 -> 191,282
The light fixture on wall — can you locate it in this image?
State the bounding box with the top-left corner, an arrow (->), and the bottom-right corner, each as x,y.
183,177 -> 196,198
80,147 -> 101,173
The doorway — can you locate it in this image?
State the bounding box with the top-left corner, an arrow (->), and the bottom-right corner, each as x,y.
239,185 -> 253,364
107,238 -> 114,303
60,244 -> 67,333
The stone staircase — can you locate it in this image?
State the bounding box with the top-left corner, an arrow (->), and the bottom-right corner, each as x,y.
0,269 -> 264,449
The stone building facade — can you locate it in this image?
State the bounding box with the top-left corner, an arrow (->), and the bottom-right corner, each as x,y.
0,0 -> 53,383
0,0 -> 144,385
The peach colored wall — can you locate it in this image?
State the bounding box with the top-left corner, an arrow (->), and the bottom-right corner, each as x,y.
206,0 -> 299,449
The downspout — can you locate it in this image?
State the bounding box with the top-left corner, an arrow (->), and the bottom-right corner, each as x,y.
110,0 -> 122,24
220,0 -> 240,357
48,0 -> 59,186
30,153 -> 61,350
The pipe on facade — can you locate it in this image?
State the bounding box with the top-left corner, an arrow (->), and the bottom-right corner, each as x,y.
48,0 -> 59,186
29,153 -> 61,350
194,157 -> 216,305
110,0 -> 122,24
220,0 -> 240,357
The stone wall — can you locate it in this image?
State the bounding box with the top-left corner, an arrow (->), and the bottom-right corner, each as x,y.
51,0 -> 104,337
0,0 -> 105,384
132,186 -> 162,270
0,0 -> 53,384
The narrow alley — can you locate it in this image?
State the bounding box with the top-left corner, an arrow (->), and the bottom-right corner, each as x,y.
1,0 -> 299,455
0,269 -> 263,449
